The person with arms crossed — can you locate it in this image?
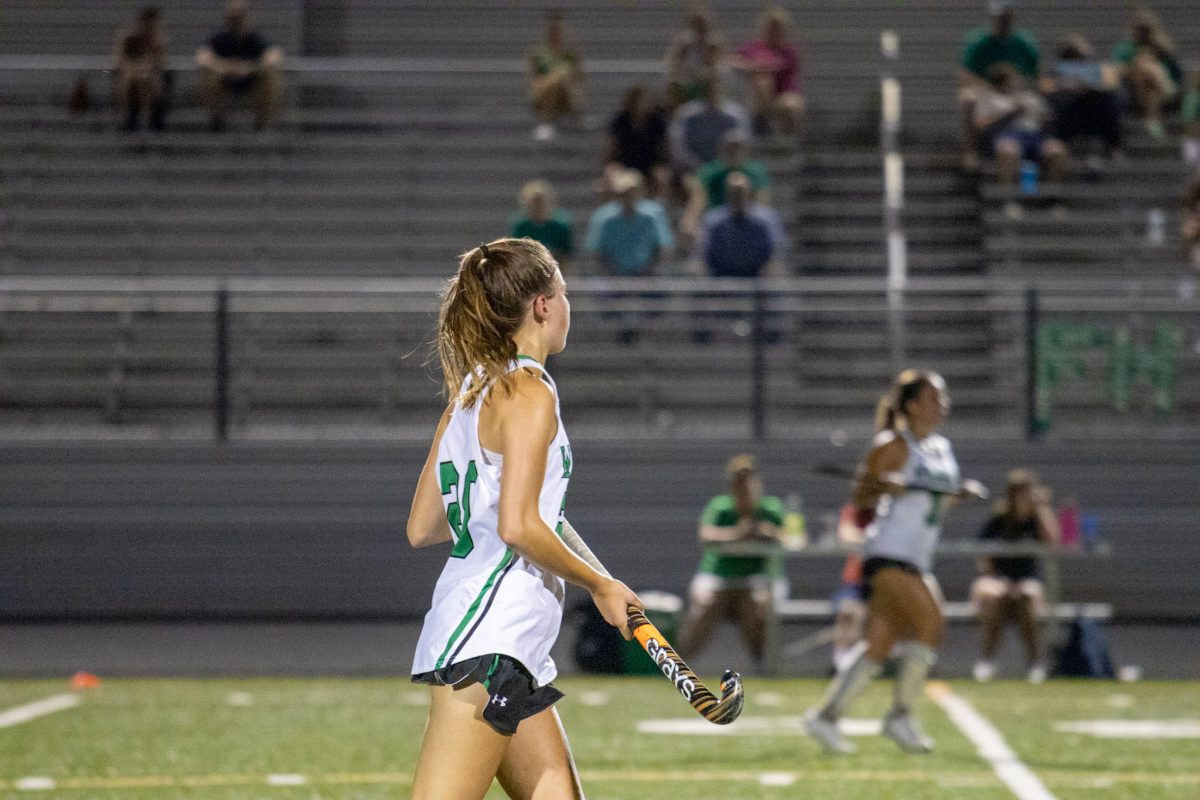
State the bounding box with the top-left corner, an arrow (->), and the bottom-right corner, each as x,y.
677,454 -> 785,670
805,370 -> 985,755
407,238 -> 642,800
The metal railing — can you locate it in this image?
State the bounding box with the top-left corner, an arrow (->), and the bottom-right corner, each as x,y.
1,277 -> 1196,441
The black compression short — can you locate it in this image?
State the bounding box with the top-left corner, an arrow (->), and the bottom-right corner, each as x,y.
412,653 -> 564,736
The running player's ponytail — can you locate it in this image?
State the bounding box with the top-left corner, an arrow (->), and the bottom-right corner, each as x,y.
875,369 -> 942,432
438,237 -> 558,408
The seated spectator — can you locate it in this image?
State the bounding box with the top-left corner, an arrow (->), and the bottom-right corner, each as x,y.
584,170 -> 673,276
676,454 -> 785,668
1182,174 -> 1200,270
684,130 -> 770,235
1111,7 -> 1184,139
696,173 -> 788,278
973,64 -> 1067,187
196,1 -> 283,132
1043,36 -> 1122,160
509,180 -> 574,269
526,11 -> 583,142
970,470 -> 1060,684
670,78 -> 752,175
114,6 -> 170,132
731,7 -> 804,136
958,1 -> 1041,168
606,86 -> 671,198
665,5 -> 725,110
1182,72 -> 1200,164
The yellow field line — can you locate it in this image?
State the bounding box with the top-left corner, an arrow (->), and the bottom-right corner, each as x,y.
0,768 -> 1195,792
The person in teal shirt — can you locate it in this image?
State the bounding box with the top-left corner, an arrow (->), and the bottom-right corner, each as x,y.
584,169 -> 673,276
958,1 -> 1040,167
677,453 -> 785,668
509,180 -> 574,268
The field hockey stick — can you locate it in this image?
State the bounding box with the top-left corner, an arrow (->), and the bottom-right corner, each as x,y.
560,520 -> 745,726
807,463 -> 990,499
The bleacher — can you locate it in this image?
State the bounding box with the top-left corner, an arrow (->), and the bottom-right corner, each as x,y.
0,1 -> 1198,435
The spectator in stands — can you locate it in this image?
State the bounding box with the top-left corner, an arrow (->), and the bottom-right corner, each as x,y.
1182,72 -> 1200,165
696,173 -> 788,278
1111,7 -> 1184,140
1182,174 -> 1200,270
606,86 -> 671,198
730,7 -> 804,136
527,11 -> 584,142
958,1 -> 1041,168
114,7 -> 170,132
973,64 -> 1067,189
665,5 -> 725,110
677,454 -> 785,668
196,1 -> 283,132
1042,36 -> 1123,161
585,169 -> 673,276
509,180 -> 574,270
684,130 -> 770,236
670,78 -> 752,175
970,469 -> 1061,684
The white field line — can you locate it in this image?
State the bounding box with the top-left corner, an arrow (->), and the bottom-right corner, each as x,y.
0,694 -> 81,729
926,682 -> 1057,800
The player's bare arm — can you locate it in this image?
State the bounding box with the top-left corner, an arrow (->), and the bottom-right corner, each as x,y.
406,403 -> 455,548
492,371 -> 641,637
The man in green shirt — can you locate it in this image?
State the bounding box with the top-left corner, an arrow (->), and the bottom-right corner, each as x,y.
683,131 -> 769,238
958,1 -> 1041,168
677,453 -> 785,668
509,179 -> 574,269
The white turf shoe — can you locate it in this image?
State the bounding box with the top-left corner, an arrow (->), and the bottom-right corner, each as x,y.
1027,663 -> 1048,685
973,660 -> 996,683
804,709 -> 856,755
883,709 -> 935,754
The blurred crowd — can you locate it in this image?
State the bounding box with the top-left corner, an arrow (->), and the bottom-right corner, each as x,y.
514,6 -> 799,280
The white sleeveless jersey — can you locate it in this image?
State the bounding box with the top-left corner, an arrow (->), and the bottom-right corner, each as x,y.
412,356 -> 573,687
864,431 -> 959,573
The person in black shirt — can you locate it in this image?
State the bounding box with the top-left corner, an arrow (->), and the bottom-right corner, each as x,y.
195,1 -> 283,131
606,86 -> 670,198
970,469 -> 1060,683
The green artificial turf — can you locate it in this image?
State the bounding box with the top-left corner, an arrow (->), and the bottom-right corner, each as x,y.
0,677 -> 1196,799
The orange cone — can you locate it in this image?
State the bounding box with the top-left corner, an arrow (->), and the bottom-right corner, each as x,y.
70,672 -> 101,691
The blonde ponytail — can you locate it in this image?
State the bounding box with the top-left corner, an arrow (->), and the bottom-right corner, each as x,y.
437,237 -> 558,408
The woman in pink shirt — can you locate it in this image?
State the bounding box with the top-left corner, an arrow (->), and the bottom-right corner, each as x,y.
733,7 -> 804,135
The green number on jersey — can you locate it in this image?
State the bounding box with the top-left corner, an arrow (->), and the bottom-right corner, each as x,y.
439,460 -> 479,558
925,493 -> 944,527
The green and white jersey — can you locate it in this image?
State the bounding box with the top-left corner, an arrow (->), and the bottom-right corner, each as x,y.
412,357 -> 573,686
696,495 -> 785,579
864,431 -> 959,573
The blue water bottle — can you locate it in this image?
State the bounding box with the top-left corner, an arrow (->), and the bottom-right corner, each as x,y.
1019,160 -> 1039,195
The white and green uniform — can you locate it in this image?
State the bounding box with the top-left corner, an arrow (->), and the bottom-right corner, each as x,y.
864,431 -> 959,573
412,357 -> 573,687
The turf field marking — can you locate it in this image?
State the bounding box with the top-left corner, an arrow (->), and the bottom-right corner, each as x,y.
0,694 -> 80,729
402,690 -> 426,706
755,691 -> 782,707
14,777 -> 56,791
578,691 -> 609,706
1053,719 -> 1200,739
927,681 -> 1057,800
757,772 -> 796,786
266,774 -> 308,786
225,692 -> 254,706
636,715 -> 881,736
1106,694 -> 1134,709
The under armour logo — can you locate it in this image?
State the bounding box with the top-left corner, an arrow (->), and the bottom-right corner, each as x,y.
491,695 -> 508,707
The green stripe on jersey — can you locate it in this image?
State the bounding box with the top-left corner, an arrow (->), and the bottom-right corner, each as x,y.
434,548 -> 515,670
